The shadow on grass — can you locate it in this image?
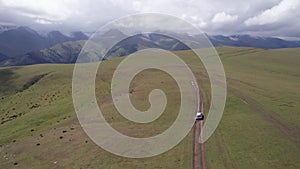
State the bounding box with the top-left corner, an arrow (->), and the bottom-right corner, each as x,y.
0,68 -> 19,96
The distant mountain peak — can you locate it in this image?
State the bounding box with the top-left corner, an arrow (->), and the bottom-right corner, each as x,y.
16,26 -> 39,35
47,30 -> 65,37
0,27 -> 88,58
102,29 -> 126,37
70,31 -> 88,40
1,26 -> 300,67
209,34 -> 299,49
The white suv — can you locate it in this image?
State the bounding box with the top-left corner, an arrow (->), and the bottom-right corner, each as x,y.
195,112 -> 204,121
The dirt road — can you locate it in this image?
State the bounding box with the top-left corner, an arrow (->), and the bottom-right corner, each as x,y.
193,121 -> 201,169
193,102 -> 206,169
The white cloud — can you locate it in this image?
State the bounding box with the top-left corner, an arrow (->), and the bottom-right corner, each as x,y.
132,0 -> 142,11
212,12 -> 238,23
245,0 -> 300,26
35,18 -> 57,25
0,0 -> 299,37
181,14 -> 207,28
1,0 -> 78,21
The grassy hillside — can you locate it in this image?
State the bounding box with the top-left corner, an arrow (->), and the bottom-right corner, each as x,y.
0,47 -> 299,168
205,47 -> 300,169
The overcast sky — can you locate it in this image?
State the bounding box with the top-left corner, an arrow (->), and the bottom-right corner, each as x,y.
0,0 -> 299,38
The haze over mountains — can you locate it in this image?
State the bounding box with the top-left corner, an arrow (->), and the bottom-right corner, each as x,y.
0,26 -> 300,67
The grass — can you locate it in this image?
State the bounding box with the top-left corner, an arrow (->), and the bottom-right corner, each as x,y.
205,47 -> 300,169
0,47 -> 299,168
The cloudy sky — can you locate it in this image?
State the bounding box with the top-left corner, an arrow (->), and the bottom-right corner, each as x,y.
0,0 -> 299,38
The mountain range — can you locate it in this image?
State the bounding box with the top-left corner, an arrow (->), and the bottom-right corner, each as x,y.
0,26 -> 299,67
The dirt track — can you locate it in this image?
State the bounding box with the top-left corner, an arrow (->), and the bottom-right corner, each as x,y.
193,121 -> 200,169
193,102 -> 206,169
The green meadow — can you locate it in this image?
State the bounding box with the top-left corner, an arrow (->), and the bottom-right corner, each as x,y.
0,47 -> 299,168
